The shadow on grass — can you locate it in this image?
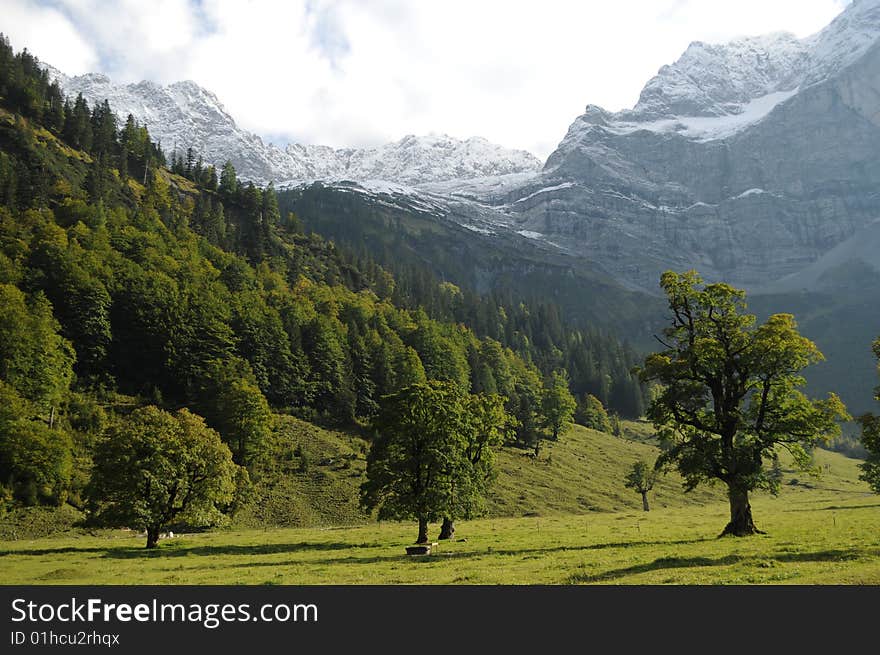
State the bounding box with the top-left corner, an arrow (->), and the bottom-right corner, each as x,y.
0,541 -> 384,559
3,534 -> 719,564
772,548 -> 879,563
268,538 -> 719,568
823,503 -> 880,511
566,547 -> 877,583
0,546 -> 113,557
101,541 -> 386,559
567,554 -> 747,583
785,501 -> 880,513
574,538 -> 714,551
224,554 -> 414,569
1,536 -> 714,561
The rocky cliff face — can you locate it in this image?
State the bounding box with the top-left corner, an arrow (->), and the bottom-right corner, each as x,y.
492,0 -> 880,292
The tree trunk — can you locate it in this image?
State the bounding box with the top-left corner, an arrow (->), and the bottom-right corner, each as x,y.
416,517 -> 429,544
534,440 -> 541,457
439,517 -> 455,540
146,526 -> 161,549
721,486 -> 762,536
641,491 -> 650,512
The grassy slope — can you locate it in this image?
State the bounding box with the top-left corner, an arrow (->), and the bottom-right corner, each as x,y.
488,424 -> 722,516
232,416 -> 370,529
2,418 -> 863,536
243,419 -> 865,523
235,419 -> 729,530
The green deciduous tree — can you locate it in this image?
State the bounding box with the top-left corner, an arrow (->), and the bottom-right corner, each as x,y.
0,283 -> 75,416
217,377 -> 272,467
194,358 -> 272,467
0,381 -> 73,505
539,369 -> 577,454
439,392 -> 508,540
360,381 -> 470,544
408,315 -> 470,388
577,393 -> 612,433
624,460 -> 658,512
639,271 -> 849,536
88,406 -> 239,548
506,357 -> 545,450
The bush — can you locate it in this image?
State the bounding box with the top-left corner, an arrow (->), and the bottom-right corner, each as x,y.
298,450 -> 310,473
576,394 -> 612,433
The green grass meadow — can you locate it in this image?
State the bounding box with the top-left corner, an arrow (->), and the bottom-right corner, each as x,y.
2,495 -> 878,585
2,423 -> 878,585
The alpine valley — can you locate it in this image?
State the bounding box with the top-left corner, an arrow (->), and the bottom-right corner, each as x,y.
5,0 -> 880,590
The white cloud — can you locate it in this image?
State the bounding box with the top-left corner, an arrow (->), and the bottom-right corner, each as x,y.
1,0 -> 98,74
46,0 -> 203,81
1,0 -> 853,159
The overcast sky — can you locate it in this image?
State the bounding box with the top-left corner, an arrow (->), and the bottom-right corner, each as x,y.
2,0 -> 852,159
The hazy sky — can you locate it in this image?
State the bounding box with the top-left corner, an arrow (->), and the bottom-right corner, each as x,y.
2,0 -> 853,158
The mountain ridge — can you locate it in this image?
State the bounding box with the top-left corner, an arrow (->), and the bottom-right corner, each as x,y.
550,0 -> 880,162
43,64 -> 542,186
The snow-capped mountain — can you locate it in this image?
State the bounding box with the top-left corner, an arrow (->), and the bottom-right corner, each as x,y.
624,32 -> 811,121
278,134 -> 542,189
42,0 -> 880,295
284,0 -> 880,295
550,0 -> 880,161
494,0 -> 880,292
45,67 -> 541,186
294,0 -> 878,294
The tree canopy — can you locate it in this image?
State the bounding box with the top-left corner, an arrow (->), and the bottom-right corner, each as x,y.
88,406 -> 238,547
439,392 -> 509,539
624,460 -> 657,512
541,369 -> 577,449
639,270 -> 848,536
360,382 -> 506,544
577,394 -> 612,433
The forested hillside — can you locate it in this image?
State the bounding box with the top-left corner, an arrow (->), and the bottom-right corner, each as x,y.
0,36 -> 646,520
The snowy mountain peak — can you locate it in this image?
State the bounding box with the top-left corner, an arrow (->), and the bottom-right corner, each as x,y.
550,0 -> 880,161
623,31 -> 810,121
45,66 -> 541,186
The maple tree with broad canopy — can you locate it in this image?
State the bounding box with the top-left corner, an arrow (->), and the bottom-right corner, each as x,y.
639,271 -> 849,536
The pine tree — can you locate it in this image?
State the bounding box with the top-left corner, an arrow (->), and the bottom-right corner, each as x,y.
219,160 -> 237,197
